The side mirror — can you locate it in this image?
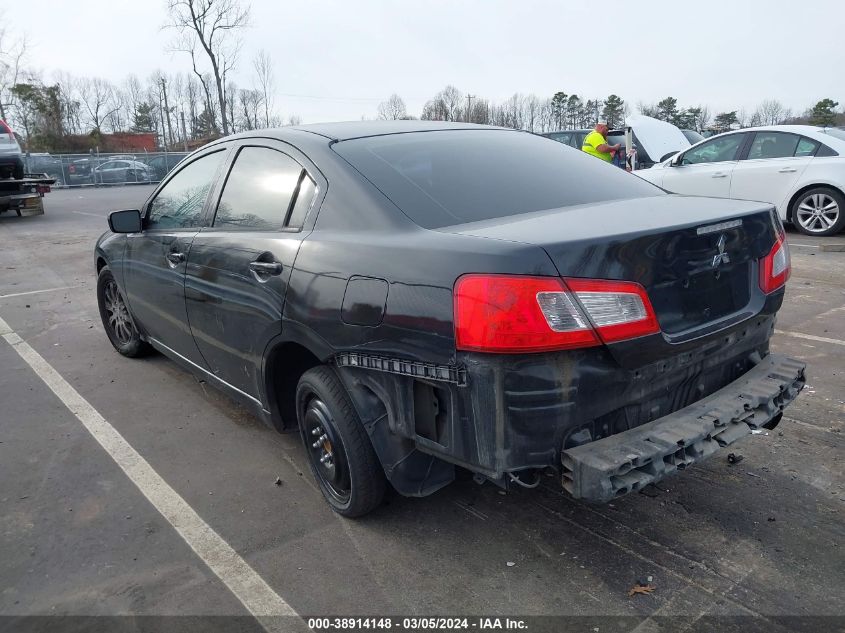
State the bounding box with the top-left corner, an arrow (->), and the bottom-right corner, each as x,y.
670,154 -> 683,167
108,209 -> 142,233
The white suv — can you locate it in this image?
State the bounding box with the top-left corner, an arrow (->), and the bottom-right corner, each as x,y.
637,125 -> 845,236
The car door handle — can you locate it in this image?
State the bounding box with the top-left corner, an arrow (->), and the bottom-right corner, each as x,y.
711,172 -> 728,178
166,252 -> 185,265
249,261 -> 282,276
778,167 -> 797,173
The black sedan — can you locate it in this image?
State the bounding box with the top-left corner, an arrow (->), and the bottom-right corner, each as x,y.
95,122 -> 804,516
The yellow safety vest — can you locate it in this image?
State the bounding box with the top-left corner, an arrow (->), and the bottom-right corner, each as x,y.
582,130 -> 612,161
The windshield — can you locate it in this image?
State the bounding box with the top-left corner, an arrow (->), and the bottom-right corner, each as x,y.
822,128 -> 845,142
334,130 -> 663,229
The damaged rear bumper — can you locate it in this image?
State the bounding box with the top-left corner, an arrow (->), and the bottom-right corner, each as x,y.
561,354 -> 805,502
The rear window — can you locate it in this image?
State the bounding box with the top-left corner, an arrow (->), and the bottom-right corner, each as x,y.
822,128 -> 845,142
334,130 -> 662,229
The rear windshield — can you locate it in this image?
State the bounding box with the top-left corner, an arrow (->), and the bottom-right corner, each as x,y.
333,129 -> 662,229
822,128 -> 845,142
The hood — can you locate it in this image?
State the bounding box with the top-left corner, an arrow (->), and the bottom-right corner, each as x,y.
625,114 -> 690,163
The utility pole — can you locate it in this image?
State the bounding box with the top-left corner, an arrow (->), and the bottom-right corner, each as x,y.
465,94 -> 475,123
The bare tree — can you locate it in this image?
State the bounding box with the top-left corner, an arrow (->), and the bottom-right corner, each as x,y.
0,28 -> 27,122
166,0 -> 250,135
377,93 -> 407,120
694,104 -> 711,132
224,80 -> 237,132
524,94 -> 540,132
253,49 -> 274,127
756,99 -> 786,126
286,114 -> 302,126
78,77 -> 120,132
53,71 -> 82,135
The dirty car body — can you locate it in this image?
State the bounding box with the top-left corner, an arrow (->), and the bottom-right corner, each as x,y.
94,121 -> 804,514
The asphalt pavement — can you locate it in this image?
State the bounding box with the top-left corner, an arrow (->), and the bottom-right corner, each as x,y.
0,186 -> 843,632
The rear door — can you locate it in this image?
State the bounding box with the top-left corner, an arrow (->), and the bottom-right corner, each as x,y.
661,133 -> 748,198
729,132 -> 815,207
122,147 -> 229,363
184,142 -> 321,400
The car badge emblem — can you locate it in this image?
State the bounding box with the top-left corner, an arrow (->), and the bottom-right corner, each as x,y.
712,234 -> 730,268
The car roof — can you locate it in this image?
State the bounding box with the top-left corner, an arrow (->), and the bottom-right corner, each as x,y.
293,120 -> 507,140
543,129 -> 591,134
223,120 -> 507,143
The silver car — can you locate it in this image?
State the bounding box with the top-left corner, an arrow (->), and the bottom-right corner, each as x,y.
0,120 -> 24,180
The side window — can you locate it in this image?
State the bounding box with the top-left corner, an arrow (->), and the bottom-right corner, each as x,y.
214,147 -> 303,231
746,132 -> 800,160
286,173 -> 317,228
547,132 -> 572,145
147,150 -> 226,230
816,143 -> 838,157
682,134 -> 745,165
795,137 -> 820,157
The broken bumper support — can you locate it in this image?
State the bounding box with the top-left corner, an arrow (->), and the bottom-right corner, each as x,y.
561,354 -> 805,502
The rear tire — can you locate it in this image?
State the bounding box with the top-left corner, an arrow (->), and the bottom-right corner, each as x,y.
792,187 -> 845,236
97,266 -> 151,358
296,366 -> 386,517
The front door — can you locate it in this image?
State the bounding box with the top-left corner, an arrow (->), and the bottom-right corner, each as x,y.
661,133 -> 748,198
185,143 -> 319,399
123,147 -> 229,363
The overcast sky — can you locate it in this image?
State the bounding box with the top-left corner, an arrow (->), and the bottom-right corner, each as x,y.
2,0 -> 843,123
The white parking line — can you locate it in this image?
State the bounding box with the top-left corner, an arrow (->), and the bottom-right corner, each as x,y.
0,286 -> 76,299
775,329 -> 845,347
0,315 -> 299,630
788,243 -> 819,249
72,210 -> 108,218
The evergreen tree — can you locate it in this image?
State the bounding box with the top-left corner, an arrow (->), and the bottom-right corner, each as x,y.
601,94 -> 625,128
809,98 -> 839,127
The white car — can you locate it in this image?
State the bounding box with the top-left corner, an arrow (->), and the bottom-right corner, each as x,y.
636,125 -> 845,236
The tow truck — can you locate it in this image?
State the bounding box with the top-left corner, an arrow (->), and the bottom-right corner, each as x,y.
0,173 -> 56,218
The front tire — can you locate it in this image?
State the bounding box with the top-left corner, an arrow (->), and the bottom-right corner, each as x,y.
792,187 -> 845,236
296,366 -> 386,517
97,266 -> 151,358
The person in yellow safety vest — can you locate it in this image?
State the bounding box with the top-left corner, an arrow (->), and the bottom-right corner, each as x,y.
581,120 -> 622,162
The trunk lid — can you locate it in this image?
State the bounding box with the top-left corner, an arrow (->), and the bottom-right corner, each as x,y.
443,195 -> 779,364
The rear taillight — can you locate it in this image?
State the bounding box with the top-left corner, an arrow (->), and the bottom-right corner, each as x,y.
564,278 -> 660,343
454,274 -> 659,353
759,238 -> 790,294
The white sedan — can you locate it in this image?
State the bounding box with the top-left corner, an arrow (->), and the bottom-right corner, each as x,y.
636,125 -> 845,236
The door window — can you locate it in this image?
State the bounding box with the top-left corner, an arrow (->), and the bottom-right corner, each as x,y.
795,137 -> 820,157
682,134 -> 745,165
213,146 -> 303,231
146,150 -> 226,230
746,132 -> 800,160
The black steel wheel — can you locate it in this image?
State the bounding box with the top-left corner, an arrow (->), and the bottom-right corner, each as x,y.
296,366 -> 386,517
96,266 -> 151,358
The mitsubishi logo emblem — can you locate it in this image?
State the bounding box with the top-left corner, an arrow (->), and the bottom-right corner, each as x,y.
712,234 -> 730,268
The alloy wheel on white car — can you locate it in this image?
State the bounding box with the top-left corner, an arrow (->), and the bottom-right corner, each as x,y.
796,193 -> 839,233
793,189 -> 844,236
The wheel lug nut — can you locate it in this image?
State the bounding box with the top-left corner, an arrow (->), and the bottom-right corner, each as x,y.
312,440 -> 322,448
311,427 -> 322,436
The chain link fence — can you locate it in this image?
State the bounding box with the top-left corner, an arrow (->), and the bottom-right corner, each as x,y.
22,151 -> 190,187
